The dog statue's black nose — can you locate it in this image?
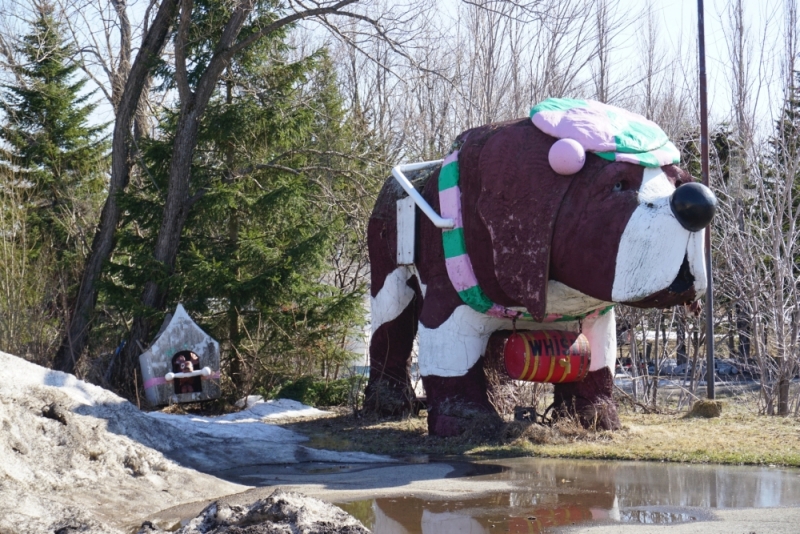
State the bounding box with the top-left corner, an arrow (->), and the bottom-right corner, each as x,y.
670,182 -> 716,232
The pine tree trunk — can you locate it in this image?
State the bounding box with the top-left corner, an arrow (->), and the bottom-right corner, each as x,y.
225,74 -> 243,392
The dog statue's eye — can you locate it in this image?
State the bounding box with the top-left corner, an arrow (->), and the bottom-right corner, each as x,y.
612,181 -> 624,192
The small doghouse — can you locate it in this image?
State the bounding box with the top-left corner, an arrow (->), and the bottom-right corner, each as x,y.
138,304 -> 221,406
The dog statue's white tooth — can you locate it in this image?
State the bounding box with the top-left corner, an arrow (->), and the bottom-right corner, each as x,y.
546,281 -> 611,316
583,308 -> 617,373
687,229 -> 707,296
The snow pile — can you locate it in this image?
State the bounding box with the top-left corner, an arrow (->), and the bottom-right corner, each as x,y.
145,396 -> 325,445
0,350 -> 245,533
145,395 -> 388,467
0,351 -> 388,533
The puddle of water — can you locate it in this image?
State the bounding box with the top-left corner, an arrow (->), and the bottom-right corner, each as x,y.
337,457 -> 800,533
306,433 -> 353,450
338,492 -> 623,534
302,465 -> 353,474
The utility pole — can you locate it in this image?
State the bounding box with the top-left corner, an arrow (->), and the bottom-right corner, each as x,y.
697,0 -> 715,399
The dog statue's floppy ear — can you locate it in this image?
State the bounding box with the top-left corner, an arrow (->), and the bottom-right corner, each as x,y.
475,122 -> 574,321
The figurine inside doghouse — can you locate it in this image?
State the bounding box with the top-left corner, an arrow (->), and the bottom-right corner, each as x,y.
139,304 -> 221,405
169,350 -> 208,394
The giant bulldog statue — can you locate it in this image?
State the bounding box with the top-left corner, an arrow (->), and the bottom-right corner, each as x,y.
365,99 -> 716,435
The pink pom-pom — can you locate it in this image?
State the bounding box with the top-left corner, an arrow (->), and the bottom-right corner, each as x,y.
548,138 -> 586,175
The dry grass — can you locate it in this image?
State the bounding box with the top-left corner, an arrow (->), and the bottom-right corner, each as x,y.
283,402 -> 800,467
503,410 -> 800,466
501,416 -> 611,445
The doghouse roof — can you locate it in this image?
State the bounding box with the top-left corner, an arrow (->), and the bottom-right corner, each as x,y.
531,98 -> 680,168
148,303 -> 219,363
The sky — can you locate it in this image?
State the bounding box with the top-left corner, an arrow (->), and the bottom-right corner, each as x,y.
621,0 -> 787,134
0,0 -> 789,142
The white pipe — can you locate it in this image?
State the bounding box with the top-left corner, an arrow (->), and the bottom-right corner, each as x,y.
165,367 -> 212,381
391,160 -> 454,229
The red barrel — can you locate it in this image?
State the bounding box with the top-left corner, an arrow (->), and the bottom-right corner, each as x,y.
504,330 -> 591,383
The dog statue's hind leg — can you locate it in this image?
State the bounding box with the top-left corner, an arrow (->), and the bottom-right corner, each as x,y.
365,266 -> 421,415
364,183 -> 422,416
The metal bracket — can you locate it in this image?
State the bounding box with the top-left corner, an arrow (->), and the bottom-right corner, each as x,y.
391,160 -> 454,229
396,197 -> 416,265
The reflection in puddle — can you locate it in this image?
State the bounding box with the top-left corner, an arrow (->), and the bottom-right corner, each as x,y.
339,492 -> 624,533
444,461 -> 507,478
619,509 -> 695,524
338,458 -> 800,533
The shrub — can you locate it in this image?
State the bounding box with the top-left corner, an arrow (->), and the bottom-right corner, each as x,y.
275,376 -> 364,407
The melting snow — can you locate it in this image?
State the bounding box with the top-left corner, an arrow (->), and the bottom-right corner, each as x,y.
1,351 -> 391,471
145,397 -> 326,442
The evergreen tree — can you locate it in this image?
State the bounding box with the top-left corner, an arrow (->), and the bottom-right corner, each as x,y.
770,72 -> 800,182
104,23 -> 367,394
0,1 -> 108,359
766,71 -> 800,289
0,1 -> 108,263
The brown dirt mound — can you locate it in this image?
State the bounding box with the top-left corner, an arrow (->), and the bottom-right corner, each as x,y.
688,400 -> 723,418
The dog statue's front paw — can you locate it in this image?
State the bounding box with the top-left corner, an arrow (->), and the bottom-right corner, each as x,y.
427,406 -> 503,438
363,378 -> 415,416
552,367 -> 621,430
422,360 -> 502,437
